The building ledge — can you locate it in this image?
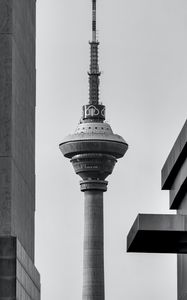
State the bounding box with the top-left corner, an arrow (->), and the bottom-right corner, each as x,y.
127,214 -> 187,253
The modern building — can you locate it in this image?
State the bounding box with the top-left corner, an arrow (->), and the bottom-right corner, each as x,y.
0,1 -> 40,299
60,1 -> 128,299
127,119 -> 187,300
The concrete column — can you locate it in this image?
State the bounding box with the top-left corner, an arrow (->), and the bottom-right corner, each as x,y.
82,188 -> 105,300
177,254 -> 187,300
177,202 -> 187,300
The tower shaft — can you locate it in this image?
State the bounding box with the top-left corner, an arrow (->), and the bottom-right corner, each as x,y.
83,189 -> 105,300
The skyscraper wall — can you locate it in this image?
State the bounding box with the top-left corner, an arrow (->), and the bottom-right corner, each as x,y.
0,0 -> 35,261
0,1 -> 40,298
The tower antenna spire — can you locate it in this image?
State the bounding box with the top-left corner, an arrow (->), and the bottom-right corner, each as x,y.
87,0 -> 101,108
82,0 -> 105,122
92,0 -> 97,42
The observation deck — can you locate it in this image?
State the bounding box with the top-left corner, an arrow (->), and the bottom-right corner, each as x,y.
60,122 -> 128,159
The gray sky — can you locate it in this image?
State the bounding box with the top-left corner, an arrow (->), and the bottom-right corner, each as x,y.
35,0 -> 187,299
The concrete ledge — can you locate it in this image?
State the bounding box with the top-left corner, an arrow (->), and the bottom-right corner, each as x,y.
169,155 -> 187,209
127,214 -> 187,253
161,119 -> 187,190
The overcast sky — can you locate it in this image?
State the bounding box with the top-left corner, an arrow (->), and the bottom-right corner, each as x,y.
35,1 -> 187,299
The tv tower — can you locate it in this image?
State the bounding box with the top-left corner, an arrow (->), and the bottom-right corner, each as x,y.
60,1 -> 128,299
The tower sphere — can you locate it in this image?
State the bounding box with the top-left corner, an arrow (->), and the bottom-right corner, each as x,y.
60,121 -> 128,183
60,121 -> 128,160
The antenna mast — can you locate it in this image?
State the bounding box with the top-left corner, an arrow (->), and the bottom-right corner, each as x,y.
82,0 -> 105,122
92,0 -> 97,42
89,0 -> 101,105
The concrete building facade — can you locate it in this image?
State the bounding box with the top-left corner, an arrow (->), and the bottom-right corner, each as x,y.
127,119 -> 187,300
0,0 -> 40,298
